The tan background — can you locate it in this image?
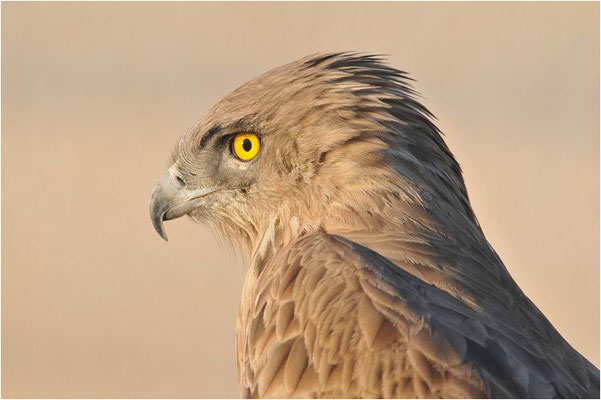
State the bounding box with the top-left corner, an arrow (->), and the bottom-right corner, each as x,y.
2,2 -> 599,398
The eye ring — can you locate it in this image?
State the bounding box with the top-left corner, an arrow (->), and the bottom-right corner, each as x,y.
232,133 -> 261,161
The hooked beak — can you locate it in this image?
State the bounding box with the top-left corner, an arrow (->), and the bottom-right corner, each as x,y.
149,168 -> 215,241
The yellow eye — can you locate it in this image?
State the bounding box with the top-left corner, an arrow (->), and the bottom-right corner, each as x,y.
232,133 -> 261,161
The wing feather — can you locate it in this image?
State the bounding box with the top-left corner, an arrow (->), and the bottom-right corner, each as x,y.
236,233 -> 599,398
238,234 -> 488,397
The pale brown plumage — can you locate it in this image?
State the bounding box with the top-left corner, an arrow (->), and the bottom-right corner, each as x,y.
150,53 -> 599,398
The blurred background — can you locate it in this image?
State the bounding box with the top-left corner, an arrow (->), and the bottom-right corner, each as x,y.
2,2 -> 598,398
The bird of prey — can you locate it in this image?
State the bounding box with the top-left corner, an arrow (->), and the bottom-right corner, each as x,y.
149,53 -> 599,398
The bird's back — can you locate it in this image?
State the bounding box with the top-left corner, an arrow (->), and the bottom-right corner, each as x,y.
236,233 -> 599,398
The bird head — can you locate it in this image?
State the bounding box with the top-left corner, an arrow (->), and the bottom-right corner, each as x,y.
150,53 -> 476,256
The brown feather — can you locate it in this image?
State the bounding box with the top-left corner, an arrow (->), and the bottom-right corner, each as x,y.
161,53 -> 599,398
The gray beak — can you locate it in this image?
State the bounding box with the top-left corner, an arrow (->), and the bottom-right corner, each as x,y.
149,168 -> 215,241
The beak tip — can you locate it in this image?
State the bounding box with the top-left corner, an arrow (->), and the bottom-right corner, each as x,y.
159,230 -> 169,242
153,219 -> 169,242
150,208 -> 169,242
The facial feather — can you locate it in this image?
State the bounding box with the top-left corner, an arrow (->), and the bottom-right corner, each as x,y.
168,53 -> 480,258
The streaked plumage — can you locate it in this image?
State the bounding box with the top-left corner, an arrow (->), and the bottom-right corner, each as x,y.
150,53 -> 599,398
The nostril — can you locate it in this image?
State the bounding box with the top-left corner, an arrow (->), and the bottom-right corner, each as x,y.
175,175 -> 186,187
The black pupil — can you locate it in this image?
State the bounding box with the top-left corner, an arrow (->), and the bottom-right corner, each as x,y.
242,138 -> 252,152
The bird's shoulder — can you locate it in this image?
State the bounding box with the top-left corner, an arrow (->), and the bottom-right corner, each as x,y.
237,233 -> 598,398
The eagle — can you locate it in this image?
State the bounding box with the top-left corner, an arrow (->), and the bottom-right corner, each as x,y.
149,53 -> 599,398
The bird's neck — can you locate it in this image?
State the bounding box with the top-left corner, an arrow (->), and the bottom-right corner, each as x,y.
245,183 -> 513,310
